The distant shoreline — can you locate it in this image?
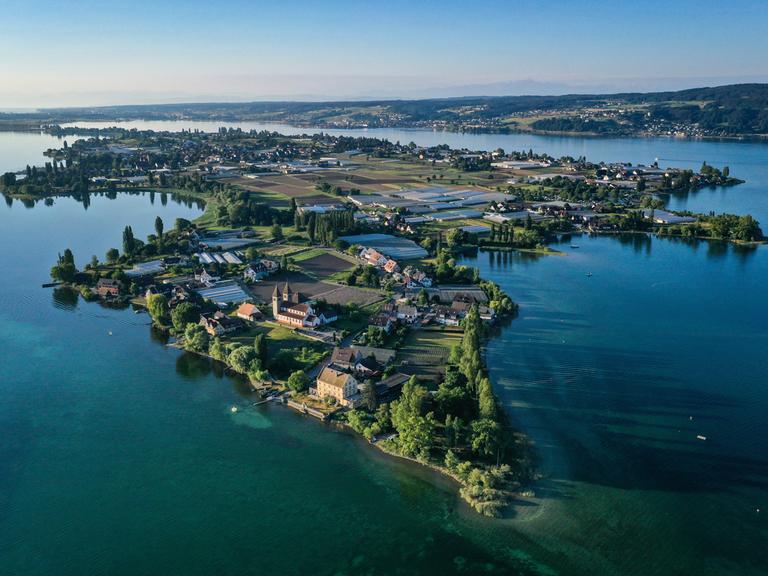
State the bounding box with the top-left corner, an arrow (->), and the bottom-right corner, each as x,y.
2,119 -> 768,144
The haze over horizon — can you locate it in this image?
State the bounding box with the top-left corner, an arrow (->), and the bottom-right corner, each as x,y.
2,0 -> 767,108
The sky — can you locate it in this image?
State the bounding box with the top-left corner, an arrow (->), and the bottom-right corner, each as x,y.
1,0 -> 767,108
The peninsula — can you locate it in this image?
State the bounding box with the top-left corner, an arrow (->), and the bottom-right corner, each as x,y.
3,127 -> 761,516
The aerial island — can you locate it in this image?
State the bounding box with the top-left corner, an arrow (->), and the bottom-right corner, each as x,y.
1,127 -> 762,516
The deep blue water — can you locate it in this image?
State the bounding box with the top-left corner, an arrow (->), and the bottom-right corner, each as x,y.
462,235 -> 768,575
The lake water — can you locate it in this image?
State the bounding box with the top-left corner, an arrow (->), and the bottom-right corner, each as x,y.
1,126 -> 767,575
0,131 -> 76,174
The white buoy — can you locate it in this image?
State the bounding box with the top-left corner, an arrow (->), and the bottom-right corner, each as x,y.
230,406 -> 238,413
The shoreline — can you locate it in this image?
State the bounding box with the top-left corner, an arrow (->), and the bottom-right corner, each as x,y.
160,305 -> 536,519
3,120 -> 768,143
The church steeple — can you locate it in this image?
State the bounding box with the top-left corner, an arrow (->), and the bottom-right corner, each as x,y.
272,284 -> 280,317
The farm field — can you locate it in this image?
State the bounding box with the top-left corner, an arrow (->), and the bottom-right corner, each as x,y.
248,272 -> 337,302
294,252 -> 356,277
396,327 -> 462,383
248,271 -> 382,307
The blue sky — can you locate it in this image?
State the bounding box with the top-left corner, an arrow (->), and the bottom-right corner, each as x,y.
1,0 -> 767,107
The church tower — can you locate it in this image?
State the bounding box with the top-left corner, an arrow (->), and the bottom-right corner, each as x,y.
272,284 -> 280,317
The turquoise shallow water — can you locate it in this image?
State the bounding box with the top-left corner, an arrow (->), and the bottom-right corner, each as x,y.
1,130 -> 767,575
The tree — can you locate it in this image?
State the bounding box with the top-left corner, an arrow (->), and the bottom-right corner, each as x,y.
146,293 -> 169,325
253,334 -> 268,365
183,323 -> 209,353
1,172 -> 16,187
444,449 -> 460,471
477,377 -> 497,420
271,222 -> 284,241
470,418 -> 502,461
106,248 -> 119,264
208,337 -> 226,361
154,216 -> 164,240
286,370 -> 310,393
61,248 -> 75,266
228,345 -> 256,374
122,225 -> 136,255
247,359 -> 268,383
390,378 -> 436,460
734,215 -> 762,242
171,302 -> 200,333
175,218 -> 191,233
362,380 -> 377,411
50,250 -> 77,283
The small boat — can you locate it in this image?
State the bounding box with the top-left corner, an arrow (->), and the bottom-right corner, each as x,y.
570,245 -> 580,249
696,435 -> 707,441
230,406 -> 238,413
108,331 -> 113,336
586,272 -> 593,277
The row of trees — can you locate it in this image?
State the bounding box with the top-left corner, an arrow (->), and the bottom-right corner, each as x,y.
294,209 -> 361,244
344,304 -> 525,517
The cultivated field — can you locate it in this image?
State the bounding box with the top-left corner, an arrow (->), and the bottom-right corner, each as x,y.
248,271 -> 381,307
249,272 -> 336,302
396,327 -> 463,383
311,285 -> 382,307
294,252 -> 355,277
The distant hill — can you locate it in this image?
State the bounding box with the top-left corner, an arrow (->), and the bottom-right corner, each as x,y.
6,84 -> 768,138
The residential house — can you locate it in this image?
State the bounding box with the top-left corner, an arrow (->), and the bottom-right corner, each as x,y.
396,304 -> 419,323
478,305 -> 496,322
198,311 -> 244,336
403,266 -> 432,288
330,347 -> 360,370
349,346 -> 396,365
369,312 -> 394,333
354,355 -> 382,378
434,306 -> 461,327
96,278 -> 121,298
315,366 -> 359,407
383,259 -> 400,274
144,284 -> 172,301
450,300 -> 472,314
236,302 -> 263,322
361,247 -> 388,267
168,285 -> 191,308
194,269 -> 219,287
243,258 -> 280,282
450,295 -> 496,323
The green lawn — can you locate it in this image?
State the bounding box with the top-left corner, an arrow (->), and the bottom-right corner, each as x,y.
289,248 -> 328,262
404,327 -> 463,351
